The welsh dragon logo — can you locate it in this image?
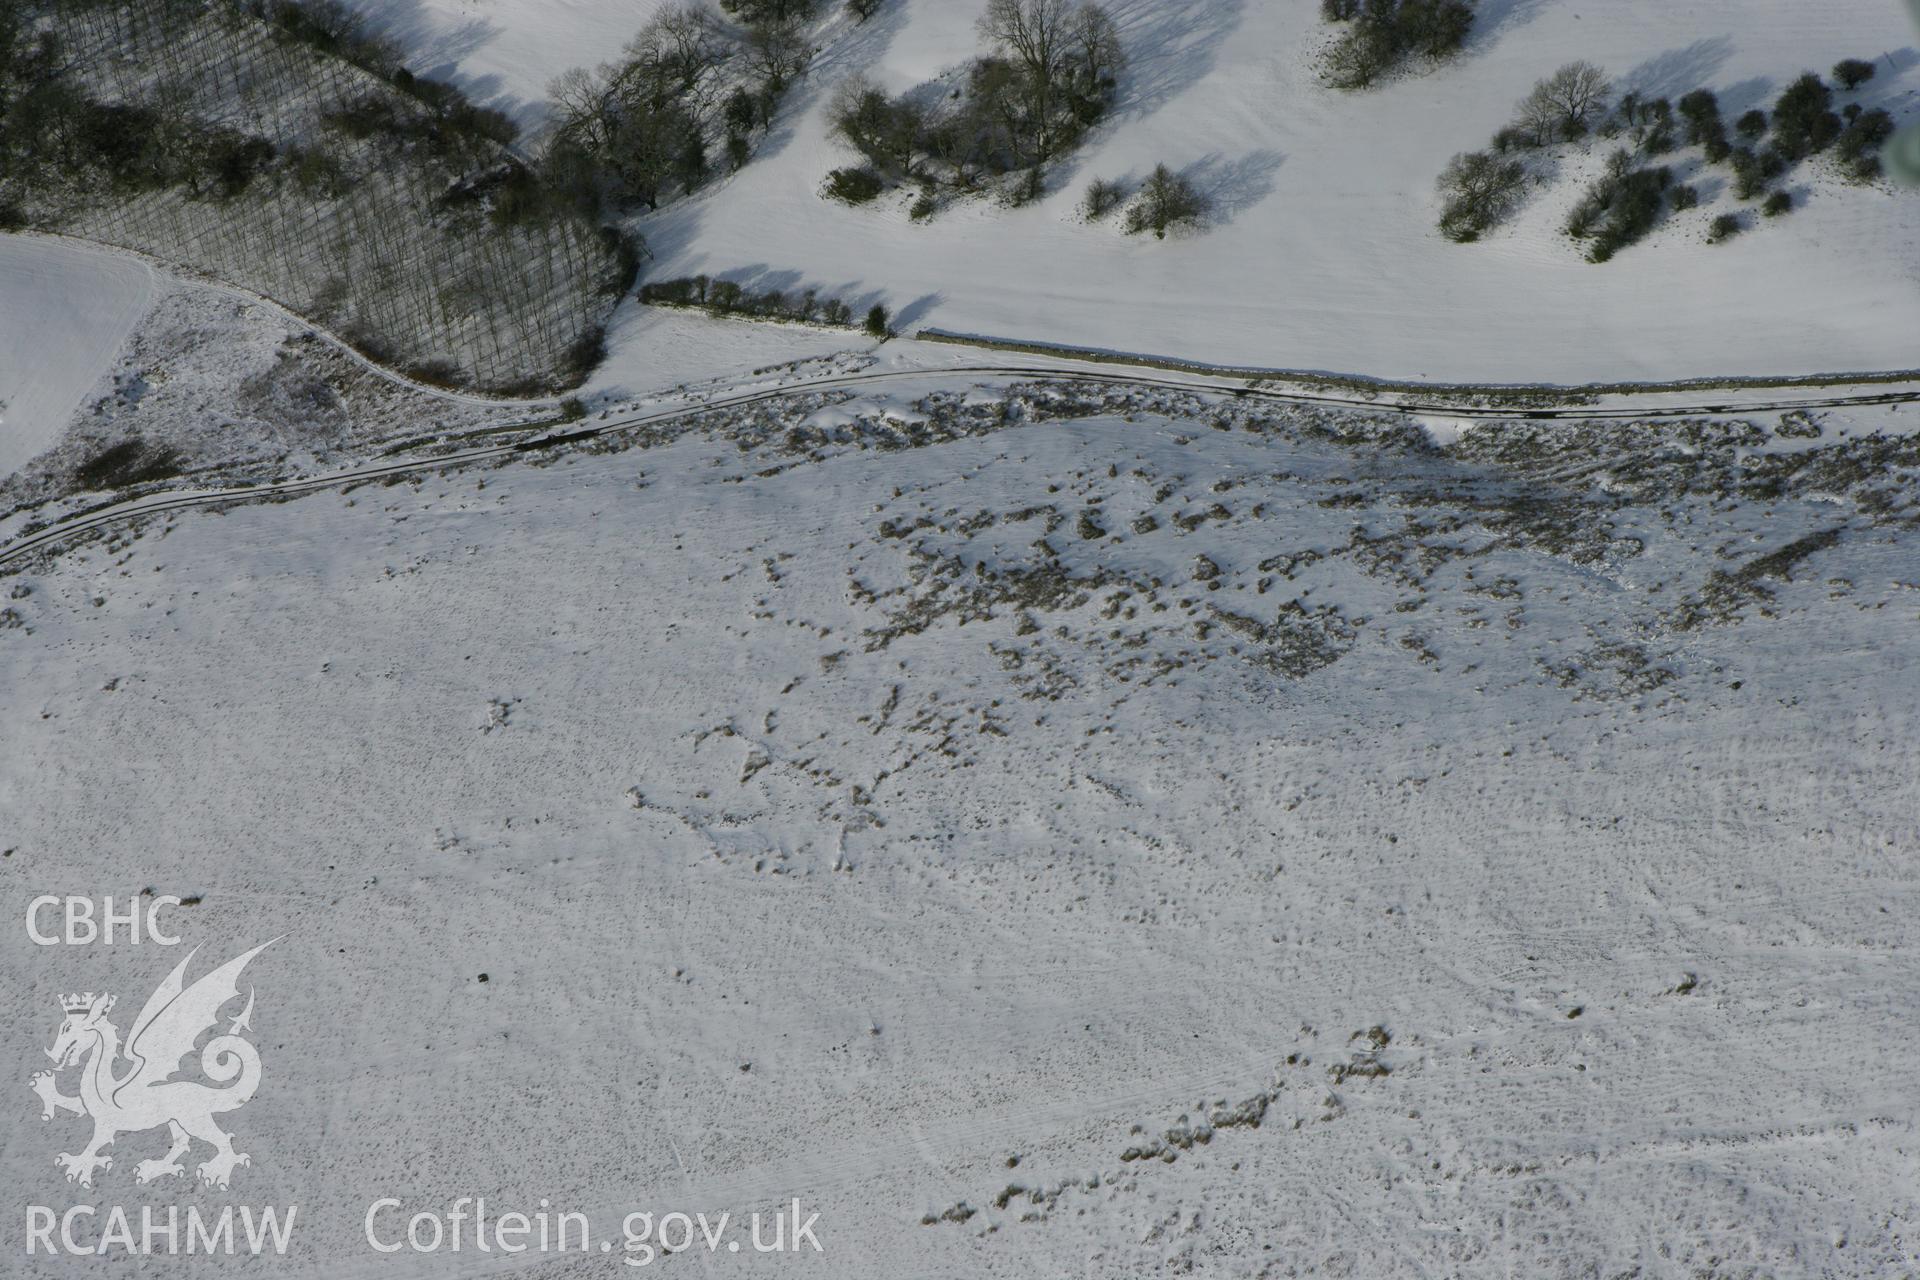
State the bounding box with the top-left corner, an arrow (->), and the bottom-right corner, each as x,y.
29,941 -> 275,1190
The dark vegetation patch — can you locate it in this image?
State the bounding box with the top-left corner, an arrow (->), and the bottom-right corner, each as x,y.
1665,528 -> 1844,630
72,439 -> 182,491
825,0 -> 1124,214
1437,58 -> 1901,253
547,0 -> 828,216
0,0 -> 634,392
1320,0 -> 1475,91
639,274 -> 880,331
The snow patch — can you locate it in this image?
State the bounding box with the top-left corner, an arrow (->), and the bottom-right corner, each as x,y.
0,236 -> 156,477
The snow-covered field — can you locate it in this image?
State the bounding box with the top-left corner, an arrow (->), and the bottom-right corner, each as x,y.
358,0 -> 1920,383
5,378 -> 1917,1275
587,303 -> 874,401
0,236 -> 155,477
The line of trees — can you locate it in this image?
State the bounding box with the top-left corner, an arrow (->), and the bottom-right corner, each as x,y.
638,273 -> 889,334
824,0 -> 1125,213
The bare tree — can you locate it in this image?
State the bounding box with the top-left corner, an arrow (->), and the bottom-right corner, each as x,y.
922,94 -> 992,187
979,0 -> 1074,90
622,3 -> 727,106
1435,149 -> 1525,240
1511,81 -> 1561,147
1529,61 -> 1610,139
977,0 -> 1122,157
743,18 -> 811,93
720,0 -> 818,26
829,74 -> 923,176
606,99 -> 701,209
547,65 -> 621,153
966,55 -> 1038,167
1323,23 -> 1394,90
1123,163 -> 1209,238
1064,2 -> 1125,115
1832,58 -> 1875,92
1081,174 -> 1125,218
979,0 -> 1069,157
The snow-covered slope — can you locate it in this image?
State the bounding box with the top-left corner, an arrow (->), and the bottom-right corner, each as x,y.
361,0 -> 1920,384
0,236 -> 155,477
4,379 -> 1916,1275
353,0 -> 674,119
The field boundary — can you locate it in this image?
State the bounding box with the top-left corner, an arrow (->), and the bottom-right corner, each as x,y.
913,328 -> 1920,406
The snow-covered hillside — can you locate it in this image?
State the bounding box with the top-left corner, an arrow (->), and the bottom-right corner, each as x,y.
4,1 -> 1917,1273
4,377 -> 1917,1275
357,0 -> 1920,383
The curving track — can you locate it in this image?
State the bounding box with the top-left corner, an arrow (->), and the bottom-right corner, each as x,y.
3,361 -> 1915,569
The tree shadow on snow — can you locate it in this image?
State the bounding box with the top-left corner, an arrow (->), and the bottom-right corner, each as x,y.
1028,1 -> 1243,196
1187,150 -> 1286,226
1468,0 -> 1552,49
1106,0 -> 1246,123
1622,38 -> 1736,103
1689,169 -> 1728,205
894,292 -> 944,330
350,0 -> 528,122
1717,77 -> 1773,119
810,0 -> 912,85
1859,47 -> 1919,101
